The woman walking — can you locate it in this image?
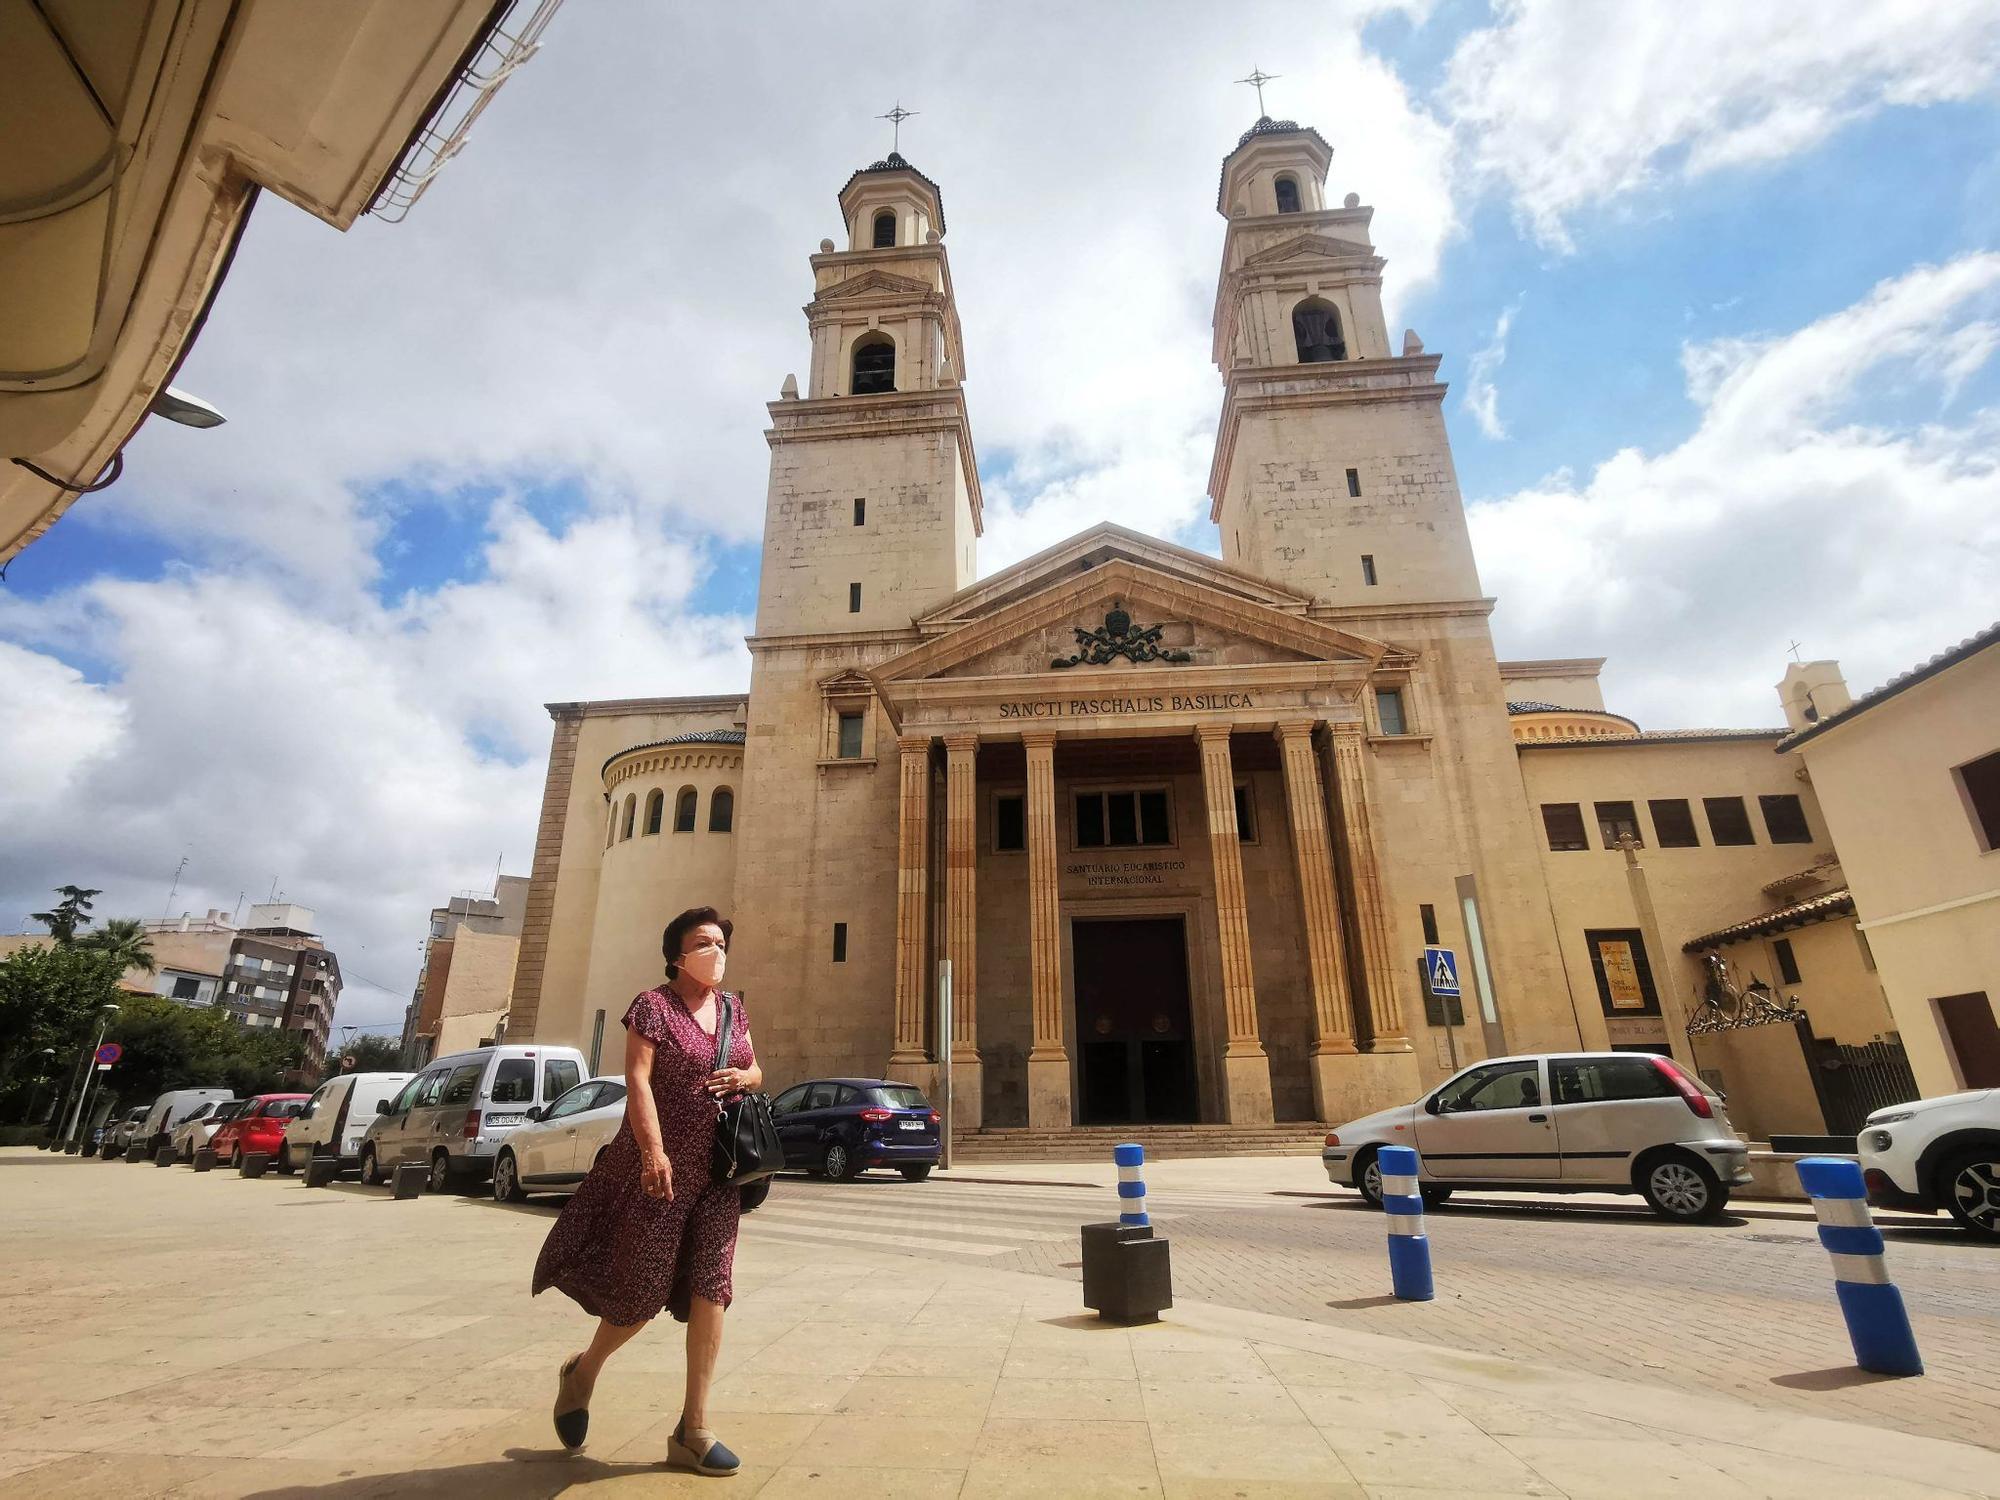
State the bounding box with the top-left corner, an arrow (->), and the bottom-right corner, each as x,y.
533,905 -> 759,1476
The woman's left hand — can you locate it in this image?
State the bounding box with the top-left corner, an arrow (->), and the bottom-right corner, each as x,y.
705,1067 -> 747,1097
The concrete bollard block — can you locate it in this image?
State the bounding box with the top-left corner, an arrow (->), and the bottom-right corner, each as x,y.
124,1142 -> 150,1162
63,1142 -> 80,1155
304,1158 -> 342,1188
240,1152 -> 270,1179
392,1163 -> 427,1200
1081,1221 -> 1173,1324
193,1147 -> 215,1172
154,1144 -> 176,1167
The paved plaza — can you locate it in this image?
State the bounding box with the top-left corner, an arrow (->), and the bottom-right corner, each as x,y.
1,1148 -> 1994,1497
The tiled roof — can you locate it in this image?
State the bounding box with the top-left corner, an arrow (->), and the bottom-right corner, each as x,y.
1517,727 -> 1786,749
1775,620 -> 2000,751
839,151 -> 947,235
1216,117 -> 1335,212
1506,700 -> 1564,714
1683,888 -> 1856,952
601,730 -> 745,780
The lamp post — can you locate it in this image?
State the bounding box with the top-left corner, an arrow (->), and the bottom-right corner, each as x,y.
60,1004 -> 119,1151
19,1048 -> 57,1127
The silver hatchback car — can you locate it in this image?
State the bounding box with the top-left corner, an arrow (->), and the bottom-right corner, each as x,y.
1322,1051 -> 1751,1222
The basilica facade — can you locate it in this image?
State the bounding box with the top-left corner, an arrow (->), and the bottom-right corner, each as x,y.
501,116 -> 1883,1135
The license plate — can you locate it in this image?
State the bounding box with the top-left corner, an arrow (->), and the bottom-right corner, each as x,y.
898,1120 -> 923,1131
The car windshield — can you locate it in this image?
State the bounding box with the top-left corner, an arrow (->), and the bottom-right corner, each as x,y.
264,1100 -> 307,1120
869,1086 -> 929,1110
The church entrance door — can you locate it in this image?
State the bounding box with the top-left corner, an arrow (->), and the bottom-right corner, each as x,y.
1073,917 -> 1198,1125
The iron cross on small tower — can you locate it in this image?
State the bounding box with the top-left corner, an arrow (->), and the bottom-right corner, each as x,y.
1236,67 -> 1280,116
877,102 -> 918,153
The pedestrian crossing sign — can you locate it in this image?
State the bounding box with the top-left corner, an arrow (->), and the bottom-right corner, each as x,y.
1423,945 -> 1461,998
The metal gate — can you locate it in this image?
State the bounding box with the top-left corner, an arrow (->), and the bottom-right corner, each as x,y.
1811,1037 -> 1921,1137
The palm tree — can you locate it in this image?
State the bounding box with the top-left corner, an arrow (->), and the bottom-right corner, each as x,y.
29,885 -> 100,945
78,918 -> 155,975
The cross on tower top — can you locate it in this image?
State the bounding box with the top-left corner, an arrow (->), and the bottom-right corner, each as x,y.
1787,639 -> 1805,663
877,101 -> 918,153
1236,67 -> 1280,116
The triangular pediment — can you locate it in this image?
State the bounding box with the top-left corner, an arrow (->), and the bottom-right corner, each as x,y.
1242,231 -> 1375,267
874,557 -> 1390,687
813,268 -> 933,302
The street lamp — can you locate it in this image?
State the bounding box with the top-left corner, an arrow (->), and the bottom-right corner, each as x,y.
20,1048 -> 57,1130
60,1004 -> 119,1154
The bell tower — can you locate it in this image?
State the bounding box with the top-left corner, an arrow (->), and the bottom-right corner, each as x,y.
753,151 -> 983,636
1207,117 -> 1482,607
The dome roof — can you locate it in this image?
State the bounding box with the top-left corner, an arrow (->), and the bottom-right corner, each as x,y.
1217,118 -> 1334,212
1506,700 -> 1565,714
839,151 -> 947,235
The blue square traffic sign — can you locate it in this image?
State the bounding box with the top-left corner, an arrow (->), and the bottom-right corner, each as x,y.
1423,945 -> 1461,998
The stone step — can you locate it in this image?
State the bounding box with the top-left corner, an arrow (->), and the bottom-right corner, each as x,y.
948,1123 -> 1331,1161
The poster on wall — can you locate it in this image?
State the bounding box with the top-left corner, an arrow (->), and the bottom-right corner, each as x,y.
1599,940 -> 1647,1009
1584,927 -> 1661,1017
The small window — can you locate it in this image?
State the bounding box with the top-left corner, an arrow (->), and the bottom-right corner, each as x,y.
545,1082 -> 599,1121
1649,799 -> 1699,848
804,1082 -> 838,1111
872,209 -> 896,248
171,976 -> 199,1000
1361,554 -> 1377,586
1551,1057 -> 1673,1105
1434,1060 -> 1541,1113
848,582 -> 862,613
1773,939 -> 1802,986
1542,803 -> 1588,851
1233,784 -> 1256,842
870,1085 -> 929,1110
771,1085 -> 809,1116
542,1057 -> 580,1102
1375,688 -> 1407,737
1346,467 -> 1361,497
708,788 -> 734,833
995,793 -> 1025,852
1704,796 -> 1755,846
490,1059 -> 534,1104
644,789 -> 664,836
1292,298 -> 1346,363
1074,789 -> 1171,848
1274,175 -> 1301,213
1759,794 -> 1811,845
440,1063 -> 484,1106
674,788 -> 698,833
853,497 -> 865,526
621,795 -> 635,841
832,922 -> 848,963
834,1084 -> 863,1107
1075,792 -> 1104,848
1419,903 -> 1439,945
1595,800 -> 1641,847
851,334 -> 895,394
837,712 -> 864,759
1957,749 -> 2000,851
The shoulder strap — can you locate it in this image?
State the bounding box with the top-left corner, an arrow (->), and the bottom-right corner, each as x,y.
711,993 -> 735,1072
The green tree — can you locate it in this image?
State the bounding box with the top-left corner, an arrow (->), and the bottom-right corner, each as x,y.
321,1034 -> 404,1080
97,995 -> 306,1106
78,918 -> 156,975
0,943 -> 123,1115
29,885 -> 101,945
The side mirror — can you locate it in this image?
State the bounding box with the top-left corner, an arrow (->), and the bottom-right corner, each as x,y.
1425,1095 -> 1446,1116
375,1099 -> 389,1115
526,1106 -> 544,1122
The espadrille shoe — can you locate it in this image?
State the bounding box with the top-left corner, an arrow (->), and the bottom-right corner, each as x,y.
553,1355 -> 590,1450
667,1420 -> 740,1476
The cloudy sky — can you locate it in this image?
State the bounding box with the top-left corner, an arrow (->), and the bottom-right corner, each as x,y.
4,1 -> 1997,1034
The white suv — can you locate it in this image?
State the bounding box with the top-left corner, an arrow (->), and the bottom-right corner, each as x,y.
1322,1052 -> 1751,1222
1858,1089 -> 2000,1240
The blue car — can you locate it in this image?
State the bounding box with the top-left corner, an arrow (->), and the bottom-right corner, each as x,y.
770,1077 -> 940,1181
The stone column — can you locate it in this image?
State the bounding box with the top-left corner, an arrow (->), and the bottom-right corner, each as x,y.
942,733 -> 983,1128
1022,730 -> 1070,1128
1326,722 -> 1413,1053
889,734 -> 932,1076
1194,724 -> 1274,1124
1274,721 -> 1360,1121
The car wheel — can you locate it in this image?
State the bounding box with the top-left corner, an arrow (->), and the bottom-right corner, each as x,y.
276,1144 -> 295,1175
899,1164 -> 932,1182
823,1141 -> 857,1181
493,1151 -> 526,1204
1420,1185 -> 1453,1208
360,1146 -> 383,1186
428,1151 -> 454,1195
1355,1148 -> 1385,1208
179,1140 -> 193,1163
1938,1148 -> 2000,1240
1639,1152 -> 1725,1222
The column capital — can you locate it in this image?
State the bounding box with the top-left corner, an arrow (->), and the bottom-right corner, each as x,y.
1327,718 -> 1366,745
1019,728 -> 1059,751
1273,719 -> 1319,744
942,731 -> 980,755
1193,722 -> 1234,745
897,733 -> 934,757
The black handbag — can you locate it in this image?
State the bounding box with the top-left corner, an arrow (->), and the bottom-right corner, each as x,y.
708,994 -> 782,1189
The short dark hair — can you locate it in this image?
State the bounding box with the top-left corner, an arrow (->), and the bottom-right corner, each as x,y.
662,906 -> 732,979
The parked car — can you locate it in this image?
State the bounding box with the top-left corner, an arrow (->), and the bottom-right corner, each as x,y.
1859,1088 -> 2000,1240
492,1076 -> 628,1202
102,1104 -> 152,1157
358,1044 -> 586,1193
208,1093 -> 310,1166
138,1089 -> 234,1159
1321,1052 -> 1750,1223
769,1077 -> 940,1181
279,1072 -> 413,1175
169,1099 -> 243,1160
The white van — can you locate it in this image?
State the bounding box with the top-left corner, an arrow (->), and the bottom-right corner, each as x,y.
140,1089 -> 234,1158
278,1072 -> 412,1174
359,1044 -> 585,1194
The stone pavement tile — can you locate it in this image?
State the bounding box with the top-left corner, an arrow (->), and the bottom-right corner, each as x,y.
94,1403 -> 350,1460
1253,1346 -> 1428,1392
735,1328 -> 894,1378
1661,1438 -> 1987,1500
3,1397 -> 205,1455
222,1337 -> 422,1371
990,1375 -> 1146,1421
0,1449 -> 64,1483
1149,1421 -> 1356,1486
1496,1436 -> 1756,1499
158,1454 -> 448,1498
791,1413 -> 984,1469
1010,1315 -> 1130,1348
959,1460 -> 1163,1498
1132,1344 -> 1280,1384
973,1417 -> 1158,1474
145,1364 -> 431,1414
0,1452 -> 229,1497
267,1404 -> 514,1462
706,1368 -> 859,1416
1319,1430 -> 1560,1495
755,1464 -> 967,1497
1416,1380 -> 1651,1441
29,1333 -> 298,1369
1001,1341 -> 1138,1379
834,1373 -> 995,1419
416,1401 -> 663,1468
1289,1386 -> 1489,1437
890,1317 -> 1019,1347
1163,1480 -> 1364,1499
869,1340 -> 1010,1378
1363,1489 -> 1573,1500
606,1410 -> 824,1469
1140,1378 -> 1310,1425
7,1359 -> 185,1405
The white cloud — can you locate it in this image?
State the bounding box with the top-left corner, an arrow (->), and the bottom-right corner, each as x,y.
1442,0 -> 2000,249
1471,254 -> 2000,727
1460,295 -> 1523,440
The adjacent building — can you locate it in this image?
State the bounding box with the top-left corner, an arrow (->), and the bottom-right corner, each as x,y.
211,903 -> 343,1073
401,877 -> 531,1067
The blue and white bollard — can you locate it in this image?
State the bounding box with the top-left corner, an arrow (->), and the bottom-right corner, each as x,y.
1378,1145 -> 1434,1302
1796,1156 -> 1922,1377
1114,1142 -> 1148,1228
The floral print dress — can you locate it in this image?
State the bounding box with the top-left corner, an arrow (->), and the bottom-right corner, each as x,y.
532,987 -> 753,1325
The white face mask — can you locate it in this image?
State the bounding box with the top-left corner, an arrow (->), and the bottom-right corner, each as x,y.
678,933 -> 727,988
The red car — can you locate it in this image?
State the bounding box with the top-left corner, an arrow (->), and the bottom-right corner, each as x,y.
209,1093 -> 310,1166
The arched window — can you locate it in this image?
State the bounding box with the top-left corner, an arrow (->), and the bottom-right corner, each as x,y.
620,793 -> 636,841
851,333 -> 896,395
643,789 -> 664,836
1293,298 -> 1346,363
872,209 -> 896,248
708,787 -> 735,833
606,803 -> 617,848
1274,175 -> 1301,214
674,787 -> 698,833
